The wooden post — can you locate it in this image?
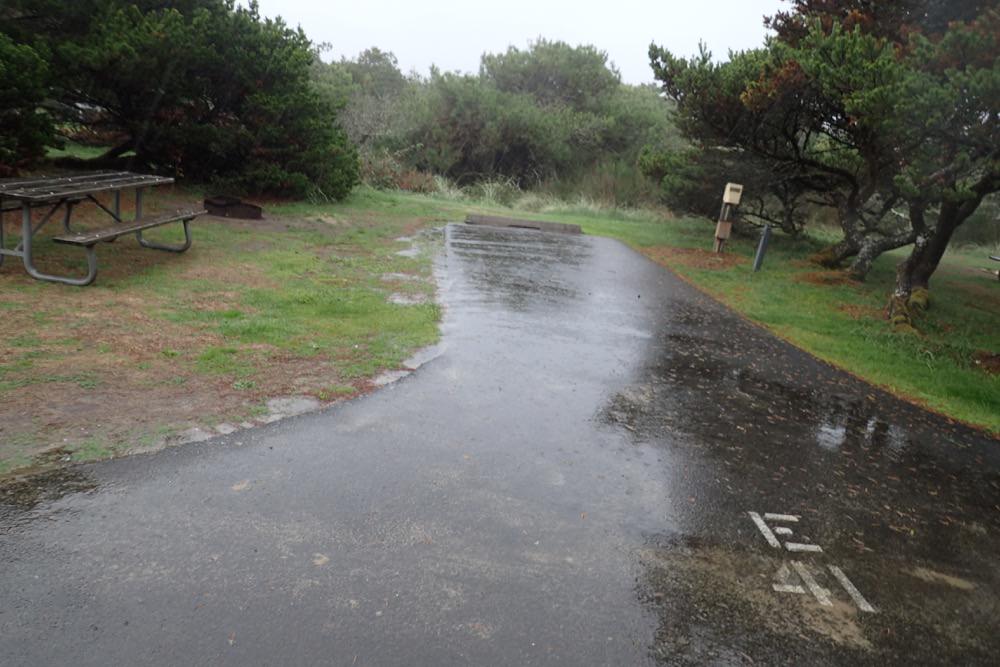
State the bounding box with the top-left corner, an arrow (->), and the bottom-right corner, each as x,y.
714,183 -> 743,253
714,204 -> 733,253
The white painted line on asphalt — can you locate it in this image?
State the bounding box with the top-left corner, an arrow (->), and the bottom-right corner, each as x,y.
829,565 -> 876,613
764,513 -> 800,522
773,526 -> 794,535
748,511 -> 781,548
785,542 -> 824,553
772,564 -> 807,595
792,561 -> 832,606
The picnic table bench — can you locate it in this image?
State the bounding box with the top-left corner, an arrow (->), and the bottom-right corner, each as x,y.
0,171 -> 205,286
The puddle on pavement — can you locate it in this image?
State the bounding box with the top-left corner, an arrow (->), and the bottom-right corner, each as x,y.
596,295 -> 1000,662
599,295 -> 1000,550
0,467 -> 98,513
447,225 -> 591,312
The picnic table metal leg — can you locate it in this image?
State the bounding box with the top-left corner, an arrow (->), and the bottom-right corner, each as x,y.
61,200 -> 76,233
0,198 -> 5,269
130,187 -> 145,246
137,217 -> 193,253
106,190 -> 122,243
85,193 -> 124,243
20,203 -> 98,287
131,187 -> 193,253
14,201 -> 62,254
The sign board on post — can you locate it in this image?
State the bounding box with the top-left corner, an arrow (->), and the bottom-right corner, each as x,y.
723,183 -> 743,206
714,182 -> 743,253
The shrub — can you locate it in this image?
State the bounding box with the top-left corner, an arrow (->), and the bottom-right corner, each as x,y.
2,0 -> 358,198
0,35 -> 55,174
397,170 -> 437,194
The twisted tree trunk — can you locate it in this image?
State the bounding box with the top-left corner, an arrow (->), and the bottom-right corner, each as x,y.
847,228 -> 917,281
889,193 -> 989,331
812,197 -> 864,267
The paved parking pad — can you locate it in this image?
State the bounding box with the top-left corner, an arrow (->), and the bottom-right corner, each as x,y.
1,224 -> 998,665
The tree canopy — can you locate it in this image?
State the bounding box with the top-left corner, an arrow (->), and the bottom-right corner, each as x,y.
308,39 -> 678,193
0,0 -> 358,198
648,1 -> 999,324
0,34 -> 54,175
479,39 -> 621,114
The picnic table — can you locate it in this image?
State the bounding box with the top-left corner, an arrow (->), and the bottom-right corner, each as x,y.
0,171 -> 205,286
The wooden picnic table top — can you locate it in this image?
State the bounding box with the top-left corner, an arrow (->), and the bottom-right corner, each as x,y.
0,171 -> 174,203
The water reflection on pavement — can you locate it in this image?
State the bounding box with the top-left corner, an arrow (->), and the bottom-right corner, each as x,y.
1,224 -> 997,666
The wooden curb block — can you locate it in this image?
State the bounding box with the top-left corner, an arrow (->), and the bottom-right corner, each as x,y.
465,214 -> 582,235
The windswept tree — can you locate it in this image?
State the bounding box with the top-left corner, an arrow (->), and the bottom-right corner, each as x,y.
649,1 -> 999,326
885,10 -> 1000,321
650,31 -> 911,275
643,46 -> 829,236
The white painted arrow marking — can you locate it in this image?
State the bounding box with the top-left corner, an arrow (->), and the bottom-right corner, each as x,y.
792,561 -> 832,606
829,565 -> 876,613
772,564 -> 806,595
748,511 -> 781,548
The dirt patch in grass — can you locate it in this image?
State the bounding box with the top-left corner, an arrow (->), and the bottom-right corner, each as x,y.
796,270 -> 859,287
838,303 -> 884,321
642,246 -> 748,270
972,351 -> 1000,375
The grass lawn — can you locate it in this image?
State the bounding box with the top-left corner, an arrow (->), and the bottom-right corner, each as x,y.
2,183 -> 995,477
44,141 -> 114,161
0,186 -> 454,476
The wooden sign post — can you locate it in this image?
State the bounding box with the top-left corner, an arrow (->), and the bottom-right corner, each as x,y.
714,182 -> 743,253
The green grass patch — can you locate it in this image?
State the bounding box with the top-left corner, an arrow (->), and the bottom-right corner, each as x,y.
45,141 -> 109,160
10,334 -> 42,348
156,201 -> 442,378
1,184 -> 453,477
317,384 -> 357,401
70,437 -> 114,462
0,368 -> 99,393
196,346 -> 253,376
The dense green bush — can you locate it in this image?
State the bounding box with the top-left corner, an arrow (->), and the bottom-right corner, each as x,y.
314,40 -> 681,203
480,39 -> 620,113
1,0 -> 358,198
406,71 -> 575,185
0,35 -> 55,174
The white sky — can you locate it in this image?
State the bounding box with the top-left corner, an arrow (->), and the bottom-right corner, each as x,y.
245,0 -> 786,84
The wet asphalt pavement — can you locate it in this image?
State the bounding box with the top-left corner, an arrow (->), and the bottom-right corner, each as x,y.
1,223 -> 998,665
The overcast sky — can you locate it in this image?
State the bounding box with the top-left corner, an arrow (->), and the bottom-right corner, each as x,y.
245,0 -> 786,85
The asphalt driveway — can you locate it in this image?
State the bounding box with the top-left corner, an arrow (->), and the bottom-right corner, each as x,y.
1,223 -> 997,665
